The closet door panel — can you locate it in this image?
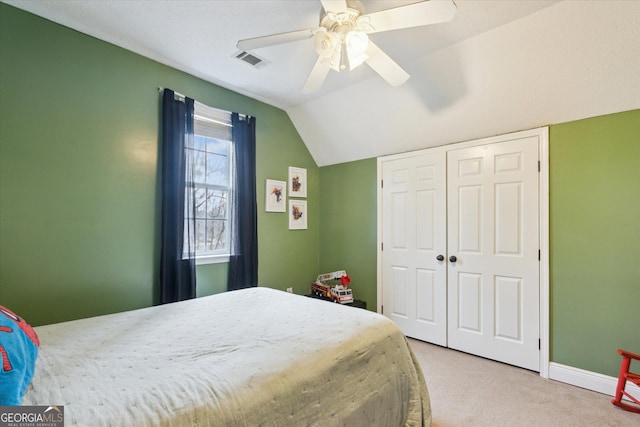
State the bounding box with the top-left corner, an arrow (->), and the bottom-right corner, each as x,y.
381,152 -> 447,346
447,137 -> 540,371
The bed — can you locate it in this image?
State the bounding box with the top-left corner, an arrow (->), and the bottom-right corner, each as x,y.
22,287 -> 431,426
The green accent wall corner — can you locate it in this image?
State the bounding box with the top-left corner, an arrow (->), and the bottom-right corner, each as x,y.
549,109 -> 640,377
319,159 -> 378,309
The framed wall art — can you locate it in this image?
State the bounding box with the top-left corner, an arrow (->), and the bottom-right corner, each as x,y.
265,179 -> 286,212
288,166 -> 307,198
288,200 -> 307,230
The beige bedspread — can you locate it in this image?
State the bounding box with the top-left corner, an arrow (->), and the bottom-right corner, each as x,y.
24,287 -> 431,426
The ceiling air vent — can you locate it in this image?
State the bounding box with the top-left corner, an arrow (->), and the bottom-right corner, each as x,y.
234,51 -> 269,68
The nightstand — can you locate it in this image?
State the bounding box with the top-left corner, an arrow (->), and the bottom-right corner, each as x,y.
305,293 -> 367,310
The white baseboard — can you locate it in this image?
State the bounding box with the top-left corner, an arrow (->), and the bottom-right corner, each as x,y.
549,362 -> 640,403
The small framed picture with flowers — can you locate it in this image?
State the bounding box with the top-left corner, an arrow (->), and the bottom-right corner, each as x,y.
288,200 -> 307,230
265,179 -> 286,212
288,166 -> 307,198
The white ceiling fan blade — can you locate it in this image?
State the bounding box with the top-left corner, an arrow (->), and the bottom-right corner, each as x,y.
365,41 -> 409,87
320,0 -> 348,13
237,28 -> 316,51
303,57 -> 332,94
362,0 -> 456,34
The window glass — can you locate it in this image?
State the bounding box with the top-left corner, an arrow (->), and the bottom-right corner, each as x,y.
185,103 -> 233,261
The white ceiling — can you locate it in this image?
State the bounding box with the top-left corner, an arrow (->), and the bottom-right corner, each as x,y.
5,0 -> 640,166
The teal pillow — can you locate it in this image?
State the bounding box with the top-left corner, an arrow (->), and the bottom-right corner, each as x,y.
0,305 -> 39,405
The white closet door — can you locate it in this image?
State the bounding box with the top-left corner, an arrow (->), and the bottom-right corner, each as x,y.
447,136 -> 540,371
381,152 -> 447,345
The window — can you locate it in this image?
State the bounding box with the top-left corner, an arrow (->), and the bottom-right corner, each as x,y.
186,102 -> 233,264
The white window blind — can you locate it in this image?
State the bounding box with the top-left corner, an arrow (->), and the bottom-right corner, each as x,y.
194,101 -> 232,141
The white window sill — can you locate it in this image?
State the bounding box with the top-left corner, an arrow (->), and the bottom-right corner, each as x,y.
195,254 -> 230,265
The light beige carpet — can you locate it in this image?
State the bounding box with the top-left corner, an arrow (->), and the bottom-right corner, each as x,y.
408,339 -> 639,427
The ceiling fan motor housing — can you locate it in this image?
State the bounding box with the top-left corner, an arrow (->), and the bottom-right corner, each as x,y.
319,8 -> 361,32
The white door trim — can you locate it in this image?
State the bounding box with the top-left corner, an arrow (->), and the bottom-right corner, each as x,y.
377,127 -> 550,378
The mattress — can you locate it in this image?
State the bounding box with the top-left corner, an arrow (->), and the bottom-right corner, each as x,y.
23,287 -> 431,426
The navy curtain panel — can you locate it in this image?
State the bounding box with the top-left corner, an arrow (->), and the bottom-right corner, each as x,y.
160,89 -> 196,303
228,113 -> 258,291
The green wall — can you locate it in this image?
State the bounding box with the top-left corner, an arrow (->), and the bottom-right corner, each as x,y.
549,109 -> 640,377
319,110 -> 640,378
0,4 -> 318,326
319,159 -> 378,309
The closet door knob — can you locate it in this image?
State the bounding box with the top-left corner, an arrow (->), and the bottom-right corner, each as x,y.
436,255 -> 445,261
449,255 -> 457,263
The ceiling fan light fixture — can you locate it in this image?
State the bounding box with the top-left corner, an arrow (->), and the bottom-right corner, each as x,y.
345,30 -> 369,70
313,29 -> 338,58
345,30 -> 368,55
328,45 -> 343,71
315,27 -> 368,72
354,15 -> 374,33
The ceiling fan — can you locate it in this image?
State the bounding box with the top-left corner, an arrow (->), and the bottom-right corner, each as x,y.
237,0 -> 456,93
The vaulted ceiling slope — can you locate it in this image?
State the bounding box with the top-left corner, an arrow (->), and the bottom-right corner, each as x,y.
5,1 -> 640,166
